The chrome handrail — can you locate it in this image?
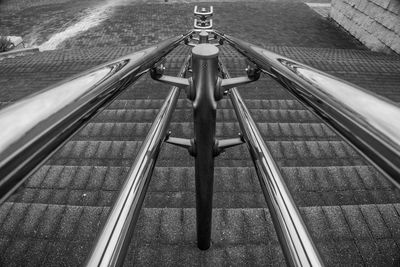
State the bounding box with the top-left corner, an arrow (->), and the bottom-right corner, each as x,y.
219,62 -> 324,267
216,32 -> 400,187
85,54 -> 191,266
0,32 -> 192,203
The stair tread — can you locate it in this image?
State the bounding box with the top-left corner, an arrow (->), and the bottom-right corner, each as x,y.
7,165 -> 396,208
1,203 -> 399,266
73,121 -> 339,142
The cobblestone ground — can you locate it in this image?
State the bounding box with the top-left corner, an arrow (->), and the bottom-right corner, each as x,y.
63,1 -> 361,50
0,0 -> 99,46
0,0 -> 360,50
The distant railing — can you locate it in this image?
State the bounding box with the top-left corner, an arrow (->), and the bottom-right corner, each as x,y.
215,31 -> 400,188
0,32 -> 192,203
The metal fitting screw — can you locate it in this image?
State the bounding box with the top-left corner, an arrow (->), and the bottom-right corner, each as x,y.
150,64 -> 165,79
245,65 -> 261,80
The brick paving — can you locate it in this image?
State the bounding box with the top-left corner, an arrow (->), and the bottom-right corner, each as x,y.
62,1 -> 362,50
1,0 -> 360,50
0,0 -> 98,46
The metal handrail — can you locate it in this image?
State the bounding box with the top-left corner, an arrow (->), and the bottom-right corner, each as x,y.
216,32 -> 400,187
0,32 -> 192,203
85,54 -> 191,266
219,62 -> 324,267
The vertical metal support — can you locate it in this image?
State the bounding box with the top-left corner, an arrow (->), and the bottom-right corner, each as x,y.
199,31 -> 209,44
191,44 -> 219,250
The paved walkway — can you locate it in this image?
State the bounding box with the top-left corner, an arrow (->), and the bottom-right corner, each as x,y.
1,0 -> 361,50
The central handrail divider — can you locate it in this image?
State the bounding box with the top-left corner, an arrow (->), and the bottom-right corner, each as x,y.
0,31 -> 192,203
219,62 -> 324,267
215,32 -> 400,187
85,54 -> 192,267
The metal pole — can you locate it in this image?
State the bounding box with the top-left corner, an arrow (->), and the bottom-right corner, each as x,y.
191,44 -> 219,250
86,55 -> 192,267
219,62 -> 324,267
198,31 -> 209,44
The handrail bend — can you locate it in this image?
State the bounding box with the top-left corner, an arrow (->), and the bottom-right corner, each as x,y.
219,62 -> 324,267
85,54 -> 191,267
0,32 -> 192,203
216,32 -> 400,187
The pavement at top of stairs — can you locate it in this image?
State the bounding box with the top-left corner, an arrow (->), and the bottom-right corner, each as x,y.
1,0 -> 360,51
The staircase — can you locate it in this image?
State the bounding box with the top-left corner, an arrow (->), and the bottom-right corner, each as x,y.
1,0 -> 400,266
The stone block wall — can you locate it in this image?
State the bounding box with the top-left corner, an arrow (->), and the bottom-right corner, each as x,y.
330,0 -> 400,54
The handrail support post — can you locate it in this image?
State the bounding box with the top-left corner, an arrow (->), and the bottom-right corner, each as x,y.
190,43 -> 220,250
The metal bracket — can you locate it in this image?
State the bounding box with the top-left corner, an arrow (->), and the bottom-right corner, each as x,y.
165,133 -> 196,156
166,132 -> 244,157
215,66 -> 261,100
194,6 -> 213,20
185,31 -> 220,47
150,64 -> 196,100
184,38 -> 197,47
194,19 -> 213,30
213,133 -> 245,156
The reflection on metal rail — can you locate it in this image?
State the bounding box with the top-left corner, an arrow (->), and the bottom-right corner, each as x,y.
216,32 -> 400,187
219,62 -> 324,267
0,32 -> 192,203
85,55 -> 192,267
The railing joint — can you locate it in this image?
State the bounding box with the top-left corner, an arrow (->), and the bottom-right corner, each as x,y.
194,19 -> 213,30
213,134 -> 245,156
165,135 -> 196,156
216,66 -> 260,94
150,65 -> 191,89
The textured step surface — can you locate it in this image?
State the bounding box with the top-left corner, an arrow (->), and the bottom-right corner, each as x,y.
124,204 -> 400,266
9,164 -> 398,208
1,203 -> 399,266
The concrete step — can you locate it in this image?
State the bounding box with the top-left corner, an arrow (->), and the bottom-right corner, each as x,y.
107,98 -> 305,110
1,202 -> 399,266
124,205 -> 400,266
115,77 -> 295,100
92,108 -> 320,123
0,202 -> 109,266
12,163 -> 398,208
46,140 -> 366,167
74,122 -> 339,141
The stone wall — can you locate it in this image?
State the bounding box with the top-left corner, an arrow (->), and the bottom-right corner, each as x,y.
330,0 -> 400,54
